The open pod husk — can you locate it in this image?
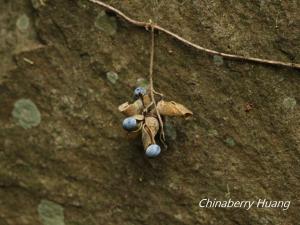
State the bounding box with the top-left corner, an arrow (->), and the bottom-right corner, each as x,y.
132,114 -> 144,121
142,116 -> 159,150
157,100 -> 193,117
142,95 -> 152,107
118,99 -> 143,116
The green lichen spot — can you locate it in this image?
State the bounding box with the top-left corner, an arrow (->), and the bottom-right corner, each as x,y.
282,97 -> 297,110
12,99 -> 41,129
31,0 -> 40,9
165,123 -> 177,141
136,78 -> 149,89
38,200 -> 65,225
106,71 -> 118,84
16,14 -> 30,31
78,0 -> 87,8
213,55 -> 224,66
208,129 -> 218,137
94,11 -> 117,36
224,137 -> 236,147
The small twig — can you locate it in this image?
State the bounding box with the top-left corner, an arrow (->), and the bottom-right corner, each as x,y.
23,58 -> 34,65
153,89 -> 164,98
143,101 -> 154,114
89,0 -> 300,70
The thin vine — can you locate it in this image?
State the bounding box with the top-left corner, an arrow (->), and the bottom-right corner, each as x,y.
89,0 -> 300,70
148,24 -> 166,148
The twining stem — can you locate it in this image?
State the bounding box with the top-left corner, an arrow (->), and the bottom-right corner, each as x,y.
89,0 -> 300,70
149,25 -> 166,147
153,89 -> 164,98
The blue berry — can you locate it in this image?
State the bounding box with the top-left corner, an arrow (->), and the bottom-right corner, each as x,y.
134,87 -> 146,99
145,144 -> 161,157
122,117 -> 138,131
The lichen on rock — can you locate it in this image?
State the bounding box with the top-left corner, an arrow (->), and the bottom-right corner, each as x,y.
207,129 -> 218,137
12,99 -> 41,129
165,121 -> 177,141
106,71 -> 119,84
224,137 -> 236,147
213,55 -> 224,66
16,14 -> 30,31
37,200 -> 65,225
94,10 -> 117,36
282,97 -> 297,110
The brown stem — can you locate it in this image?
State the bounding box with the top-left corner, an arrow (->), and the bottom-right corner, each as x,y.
148,25 -> 166,147
89,0 -> 300,70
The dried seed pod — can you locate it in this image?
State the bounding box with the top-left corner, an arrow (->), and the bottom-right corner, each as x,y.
132,114 -> 144,121
142,116 -> 159,150
157,100 -> 193,117
118,99 -> 143,116
142,95 -> 152,107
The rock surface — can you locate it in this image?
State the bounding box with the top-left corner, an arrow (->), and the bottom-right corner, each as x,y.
0,0 -> 299,224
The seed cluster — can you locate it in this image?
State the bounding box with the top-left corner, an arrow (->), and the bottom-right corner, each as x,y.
118,87 -> 193,158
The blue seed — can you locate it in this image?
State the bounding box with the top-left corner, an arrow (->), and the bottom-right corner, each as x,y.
145,144 -> 161,158
133,87 -> 146,99
122,117 -> 138,131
